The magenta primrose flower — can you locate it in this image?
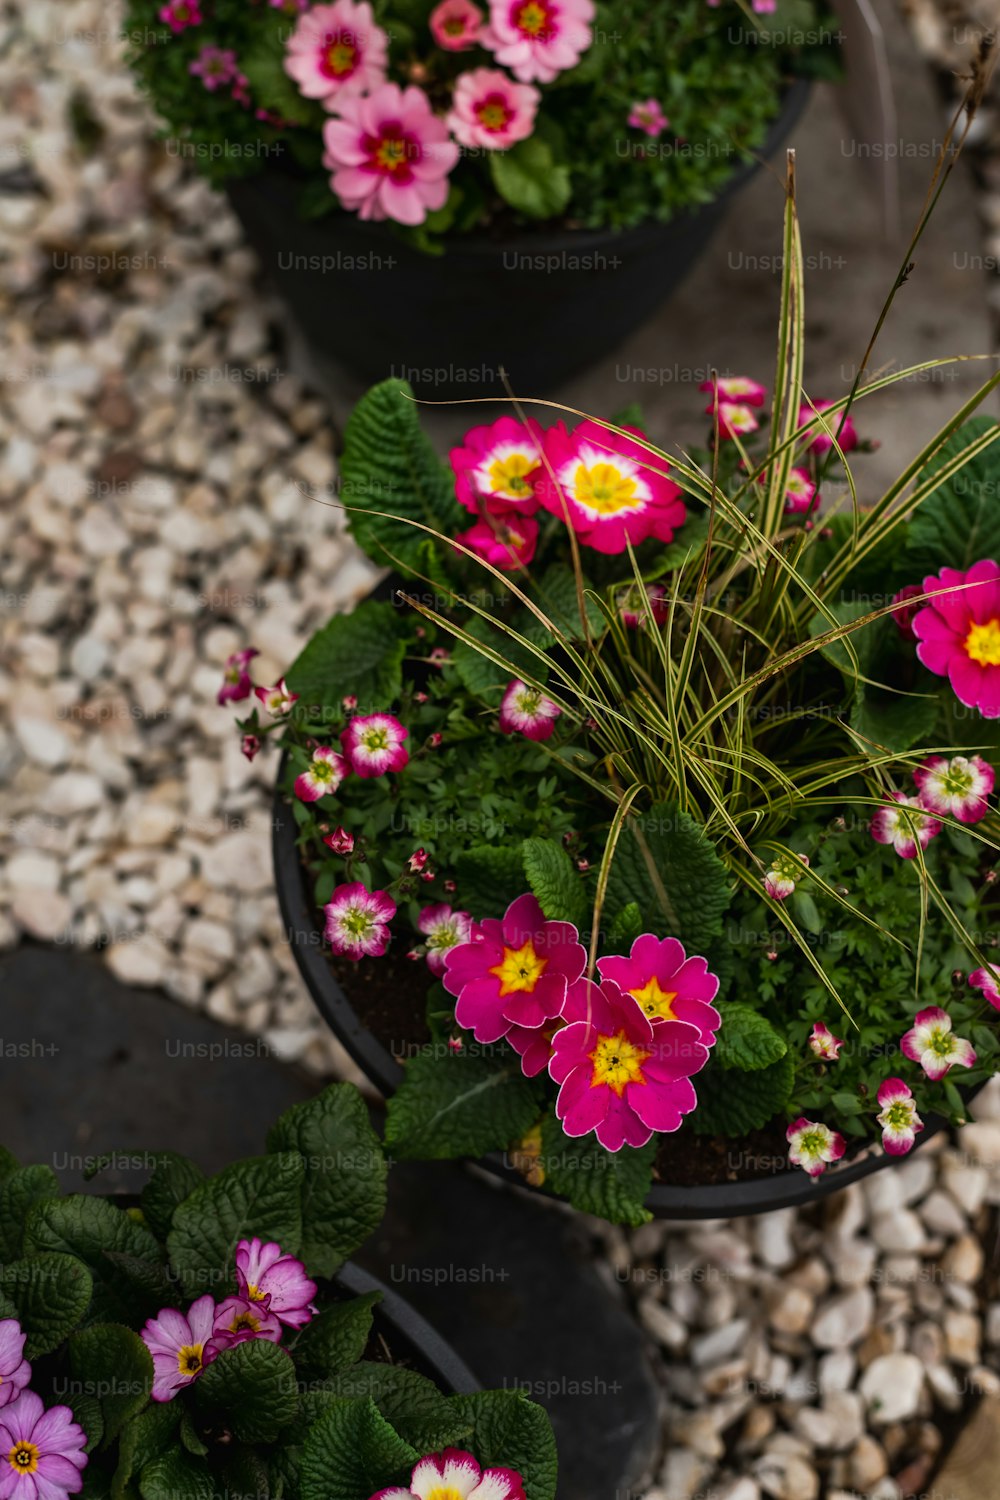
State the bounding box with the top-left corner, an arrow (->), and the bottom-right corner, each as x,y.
217,648 -> 258,705
627,98 -> 667,137
294,746 -> 349,802
483,0 -> 593,82
870,792 -> 942,859
448,68 -> 539,149
498,679 -> 561,740
371,1448 -> 525,1500
141,1294 -> 218,1402
506,1018 -> 563,1077
284,0 -> 389,108
189,46 -> 239,91
0,1393 -> 87,1500
786,1118 -> 846,1178
159,0 -> 202,32
876,1077 -> 924,1156
254,678 -> 299,717
900,1006 -> 976,1080
808,1021 -> 843,1062
241,733 -> 261,762
456,514 -> 539,571
235,1238 -> 317,1329
450,416 -> 544,515
913,560 -> 1000,717
325,882 -> 397,959
323,83 -> 459,225
970,964 -> 1000,1009
0,1323 -> 30,1410
324,825 -> 355,854
443,892 -> 585,1042
341,713 -> 409,777
891,583 -> 924,639
418,904 -> 474,975
596,934 -> 721,1049
914,753 -> 994,822
797,400 -> 858,455
550,978 -> 709,1151
209,1296 -> 283,1353
783,468 -> 819,515
535,420 -> 686,555
430,0 -> 485,48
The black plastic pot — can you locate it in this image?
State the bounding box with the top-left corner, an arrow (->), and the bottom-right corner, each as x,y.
273,785 -> 969,1221
226,81 -> 810,397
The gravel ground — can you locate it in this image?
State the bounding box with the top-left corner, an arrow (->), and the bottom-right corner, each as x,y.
2,3 -> 1000,1496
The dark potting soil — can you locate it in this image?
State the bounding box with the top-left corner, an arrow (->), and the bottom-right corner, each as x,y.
325,944 -> 803,1188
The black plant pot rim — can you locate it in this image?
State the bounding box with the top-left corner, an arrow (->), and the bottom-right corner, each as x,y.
273,778 -> 978,1221
244,78 -> 812,261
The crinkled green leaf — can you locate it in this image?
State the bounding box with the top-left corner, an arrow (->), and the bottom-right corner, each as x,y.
0,1165 -> 60,1260
714,1002 -> 788,1072
139,1153 -> 205,1243
194,1338 -> 299,1444
521,837 -> 587,925
139,1448 -> 215,1500
68,1323 -> 154,1443
167,1155 -> 305,1298
692,1051 -> 795,1136
113,1407 -> 181,1500
605,799 -> 732,950
286,600 -> 409,710
451,1391 -> 558,1500
386,1047 -> 543,1160
23,1197 -> 163,1323
1,1253 -> 93,1357
489,136 -> 571,219
906,415 -> 1000,573
299,1398 -> 418,1500
452,845 -> 526,921
293,1292 -> 380,1382
327,1365 -> 474,1454
538,1112 -> 654,1227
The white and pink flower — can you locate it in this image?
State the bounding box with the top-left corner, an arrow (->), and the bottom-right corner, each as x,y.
483,0 -> 594,83
876,1077 -> 924,1156
783,467 -> 819,515
970,963 -> 1000,1009
448,68 -> 539,150
619,582 -> 669,629
763,851 -> 808,901
284,0 -> 388,108
418,904 -> 475,974
627,99 -> 667,137
323,83 -> 459,224
700,376 -> 767,407
254,678 -> 299,717
786,1117 -> 846,1178
341,713 -> 409,777
499,679 -> 561,740
450,416 -> 544,515
900,1006 -> 976,1080
808,1021 -> 843,1062
324,825 -> 355,854
294,746 -> 349,802
456,514 -> 538,571
535,420 -> 686,555
371,1449 -> 525,1500
913,754 -> 994,824
870,792 -> 942,859
0,1321 -> 31,1410
712,402 -> 759,440
217,648 -> 258,704
324,882 -> 397,959
430,0 -> 485,48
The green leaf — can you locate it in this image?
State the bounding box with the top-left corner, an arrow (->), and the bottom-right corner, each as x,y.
452,845 -> 527,920
692,1052 -> 795,1136
907,415 -> 1000,573
521,837 -> 587,924
195,1339 -> 299,1444
240,33 -> 319,127
113,1405 -> 180,1500
178,1412 -> 209,1458
489,137 -> 571,220
386,1047 -> 543,1160
140,1153 -> 205,1243
267,1083 -> 388,1277
519,565 -> 606,647
139,1449 -> 216,1500
714,1003 -> 788,1072
167,1155 -> 305,1298
0,1165 -> 60,1259
327,1366 -> 473,1453
23,1197 -> 163,1323
0,1147 -> 17,1184
340,379 -> 461,573
293,1292 -> 381,1381
608,901 -> 644,947
299,1398 -> 419,1500
1,1253 -> 93,1358
809,598 -> 939,753
286,600 -> 409,710
538,1113 -> 654,1227
449,611 -> 541,698
451,1391 -> 558,1500
604,800 -> 732,950
68,1324 -> 154,1443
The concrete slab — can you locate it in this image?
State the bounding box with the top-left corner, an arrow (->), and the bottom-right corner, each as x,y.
290,2 -> 997,500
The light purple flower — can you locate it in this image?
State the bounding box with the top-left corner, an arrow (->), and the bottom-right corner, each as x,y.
141,1294 -> 218,1403
0,1323 -> 30,1411
208,1295 -> 283,1353
0,1391 -> 87,1500
235,1239 -> 317,1329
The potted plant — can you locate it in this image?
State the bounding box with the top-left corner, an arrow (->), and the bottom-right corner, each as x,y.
0,1084 -> 557,1500
121,0 -> 825,391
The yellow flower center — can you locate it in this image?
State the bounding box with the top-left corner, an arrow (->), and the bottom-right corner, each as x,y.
516,0 -> 551,35
228,1311 -> 261,1334
628,976 -> 678,1022
246,1283 -> 266,1302
477,99 -> 512,131
965,617 -> 1000,666
7,1444 -> 39,1476
373,137 -> 409,175
424,1490 -> 465,1500
325,37 -> 357,75
590,1030 -> 650,1095
361,726 -> 389,751
574,461 -> 640,514
177,1343 -> 204,1376
490,939 -> 548,997
487,452 -> 534,497
883,1101 -> 911,1130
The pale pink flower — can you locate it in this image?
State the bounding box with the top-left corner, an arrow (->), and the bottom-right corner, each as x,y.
483,0 -> 594,83
448,68 -> 539,150
254,678 -> 299,717
808,1021 -> 843,1061
323,83 -> 459,225
797,400 -> 858,455
627,99 -> 667,137
341,713 -> 409,777
190,47 -> 239,91
763,851 -> 808,901
712,402 -> 759,440
783,467 -> 819,515
284,0 -> 389,108
498,679 -> 561,740
699,376 -> 767,407
323,825 -> 355,854
430,0 -> 485,49
970,964 -> 1000,1009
